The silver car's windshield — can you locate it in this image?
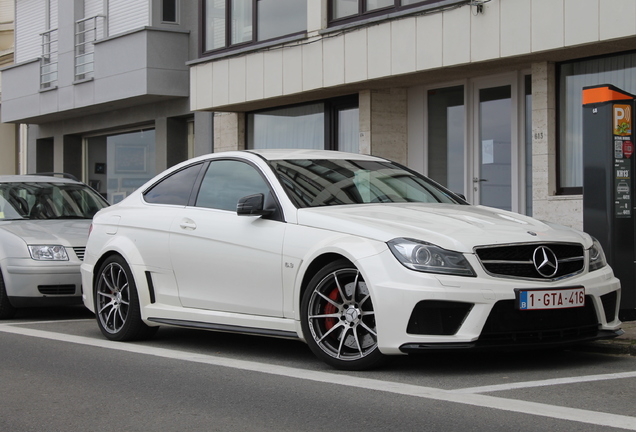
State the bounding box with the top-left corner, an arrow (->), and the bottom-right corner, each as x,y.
0,182 -> 108,221
269,159 -> 463,208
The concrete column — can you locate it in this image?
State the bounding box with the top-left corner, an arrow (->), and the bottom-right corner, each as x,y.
155,117 -> 169,173
194,111 -> 214,156
359,88 -> 408,164
213,112 -> 245,152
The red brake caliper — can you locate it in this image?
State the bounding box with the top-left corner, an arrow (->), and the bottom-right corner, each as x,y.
324,288 -> 340,331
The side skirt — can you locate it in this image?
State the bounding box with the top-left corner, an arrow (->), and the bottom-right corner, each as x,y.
147,317 -> 299,340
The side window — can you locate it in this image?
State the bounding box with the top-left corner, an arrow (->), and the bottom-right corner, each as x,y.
195,160 -> 271,211
143,163 -> 203,205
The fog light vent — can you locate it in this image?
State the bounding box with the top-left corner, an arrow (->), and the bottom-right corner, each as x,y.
407,301 -> 473,335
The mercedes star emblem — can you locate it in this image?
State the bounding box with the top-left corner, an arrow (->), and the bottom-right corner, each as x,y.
533,246 -> 559,278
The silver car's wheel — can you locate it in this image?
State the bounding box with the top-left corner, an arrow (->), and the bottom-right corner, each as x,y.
301,260 -> 385,370
94,255 -> 157,341
0,270 -> 16,320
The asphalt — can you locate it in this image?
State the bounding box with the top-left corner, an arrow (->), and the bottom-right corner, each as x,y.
581,319 -> 636,356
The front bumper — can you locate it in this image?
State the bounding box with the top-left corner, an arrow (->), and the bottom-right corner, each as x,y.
2,257 -> 82,307
356,250 -> 622,355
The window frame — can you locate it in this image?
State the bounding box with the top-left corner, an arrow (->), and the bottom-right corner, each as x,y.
246,95 -> 359,152
328,0 -> 457,26
199,0 -> 307,57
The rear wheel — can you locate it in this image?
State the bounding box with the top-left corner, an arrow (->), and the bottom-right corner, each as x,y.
0,270 -> 16,319
94,255 -> 157,341
301,260 -> 385,370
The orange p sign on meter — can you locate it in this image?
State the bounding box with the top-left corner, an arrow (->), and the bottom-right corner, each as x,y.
614,104 -> 632,136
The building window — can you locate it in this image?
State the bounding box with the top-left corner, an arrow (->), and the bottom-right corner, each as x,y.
162,0 -> 178,23
558,52 -> 636,194
247,97 -> 359,152
330,0 -> 450,23
202,0 -> 306,54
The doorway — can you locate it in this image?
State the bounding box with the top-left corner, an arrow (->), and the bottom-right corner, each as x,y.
423,73 -> 529,214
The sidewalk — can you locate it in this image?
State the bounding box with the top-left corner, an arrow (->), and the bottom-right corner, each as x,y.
580,320 -> 636,356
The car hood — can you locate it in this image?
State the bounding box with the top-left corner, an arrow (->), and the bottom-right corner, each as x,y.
296,203 -> 591,253
0,219 -> 92,246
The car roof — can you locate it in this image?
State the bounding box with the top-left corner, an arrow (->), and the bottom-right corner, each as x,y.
245,149 -> 386,161
0,174 -> 82,184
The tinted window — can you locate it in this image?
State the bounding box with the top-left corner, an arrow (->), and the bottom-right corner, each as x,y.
195,160 -> 271,211
270,159 -> 462,208
143,163 -> 203,205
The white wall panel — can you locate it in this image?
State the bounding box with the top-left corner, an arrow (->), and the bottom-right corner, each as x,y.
471,0 -> 500,62
302,39 -> 323,91
416,13 -> 442,71
228,56 -> 246,104
212,59 -> 229,106
367,23 -> 390,79
15,0 -> 45,63
392,18 -> 416,75
501,0 -> 531,57
344,28 -> 367,83
246,52 -> 264,101
565,0 -> 598,46
282,47 -> 302,95
323,35 -> 344,87
263,49 -> 283,98
600,0 -> 636,40
442,6 -> 470,66
108,0 -> 149,37
531,0 -> 564,52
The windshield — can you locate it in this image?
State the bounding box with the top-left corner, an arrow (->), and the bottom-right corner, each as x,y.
0,182 -> 109,221
269,159 -> 464,208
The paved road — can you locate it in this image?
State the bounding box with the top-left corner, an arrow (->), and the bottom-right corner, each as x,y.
1,306 -> 636,432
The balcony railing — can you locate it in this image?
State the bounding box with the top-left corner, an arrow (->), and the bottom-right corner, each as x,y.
40,28 -> 58,89
75,15 -> 105,80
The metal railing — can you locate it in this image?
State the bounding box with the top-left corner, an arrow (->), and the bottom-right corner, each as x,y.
40,28 -> 58,89
75,15 -> 105,80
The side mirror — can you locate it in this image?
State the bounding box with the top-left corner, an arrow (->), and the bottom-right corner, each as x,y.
237,193 -> 273,216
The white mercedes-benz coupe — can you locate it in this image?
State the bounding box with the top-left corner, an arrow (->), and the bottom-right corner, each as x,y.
81,150 -> 622,370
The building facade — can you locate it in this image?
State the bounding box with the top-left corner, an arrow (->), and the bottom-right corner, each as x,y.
3,0 -> 636,230
0,0 -> 18,175
188,0 -> 636,231
1,0 -> 211,202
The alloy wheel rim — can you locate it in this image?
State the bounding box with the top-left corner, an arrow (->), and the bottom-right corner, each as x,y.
96,262 -> 130,334
307,268 -> 377,361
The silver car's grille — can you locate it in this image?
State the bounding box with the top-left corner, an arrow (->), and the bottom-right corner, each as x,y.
73,247 -> 86,261
474,243 -> 585,280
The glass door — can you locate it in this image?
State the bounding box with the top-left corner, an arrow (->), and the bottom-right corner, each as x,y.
472,76 -> 518,211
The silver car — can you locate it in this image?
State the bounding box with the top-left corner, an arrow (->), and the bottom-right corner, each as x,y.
0,174 -> 109,318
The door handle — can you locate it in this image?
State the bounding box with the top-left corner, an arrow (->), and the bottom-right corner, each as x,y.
473,177 -> 488,183
179,218 -> 197,231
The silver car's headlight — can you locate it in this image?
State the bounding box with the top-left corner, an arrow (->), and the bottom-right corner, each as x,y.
28,245 -> 69,261
588,238 -> 607,272
387,238 -> 475,276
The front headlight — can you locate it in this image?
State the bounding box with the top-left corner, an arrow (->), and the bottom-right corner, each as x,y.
28,245 -> 69,261
588,238 -> 607,272
387,238 -> 475,276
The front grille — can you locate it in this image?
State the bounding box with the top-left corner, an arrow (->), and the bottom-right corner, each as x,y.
38,285 -> 76,295
474,243 -> 585,280
73,247 -> 86,261
478,298 -> 599,346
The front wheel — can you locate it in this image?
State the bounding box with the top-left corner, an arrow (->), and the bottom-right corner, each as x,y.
94,255 -> 157,341
301,260 -> 385,370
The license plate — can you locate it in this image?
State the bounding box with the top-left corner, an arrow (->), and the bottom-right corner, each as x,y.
516,287 -> 585,310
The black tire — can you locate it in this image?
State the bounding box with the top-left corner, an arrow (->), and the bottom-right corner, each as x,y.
301,259 -> 386,370
94,255 -> 157,341
0,269 -> 16,320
